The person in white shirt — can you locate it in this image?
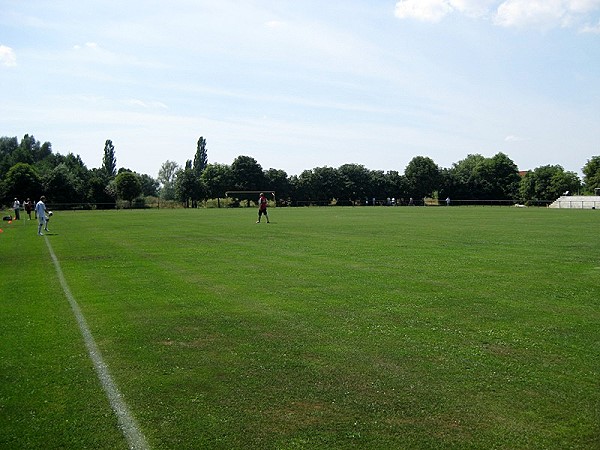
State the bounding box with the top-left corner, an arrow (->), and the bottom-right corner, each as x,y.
13,198 -> 21,220
35,196 -> 47,235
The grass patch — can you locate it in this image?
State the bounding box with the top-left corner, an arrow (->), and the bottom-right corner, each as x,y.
1,207 -> 599,448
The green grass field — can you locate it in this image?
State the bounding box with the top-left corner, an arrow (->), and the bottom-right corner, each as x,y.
1,206 -> 599,449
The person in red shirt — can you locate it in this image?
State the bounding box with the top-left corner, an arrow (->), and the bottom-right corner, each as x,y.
256,193 -> 270,223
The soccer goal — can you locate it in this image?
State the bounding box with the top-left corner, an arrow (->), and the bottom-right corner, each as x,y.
225,191 -> 276,206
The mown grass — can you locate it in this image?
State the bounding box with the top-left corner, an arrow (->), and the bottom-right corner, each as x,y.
1,206 -> 599,449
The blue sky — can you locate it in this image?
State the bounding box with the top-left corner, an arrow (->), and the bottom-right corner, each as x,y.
1,0 -> 599,178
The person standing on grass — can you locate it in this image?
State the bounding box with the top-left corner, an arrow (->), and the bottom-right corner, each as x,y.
256,192 -> 270,223
24,198 -> 33,219
35,196 -> 47,235
13,198 -> 21,220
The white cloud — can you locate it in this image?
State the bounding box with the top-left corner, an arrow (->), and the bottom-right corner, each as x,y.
570,0 -> 600,14
73,42 -> 116,63
505,135 -> 525,142
125,99 -> 169,110
265,20 -> 286,29
394,0 -> 496,21
0,45 -> 17,67
581,18 -> 600,32
494,0 -> 568,28
70,41 -> 155,69
446,0 -> 498,18
394,0 -> 600,29
494,0 -> 600,29
73,42 -> 100,51
394,0 -> 453,22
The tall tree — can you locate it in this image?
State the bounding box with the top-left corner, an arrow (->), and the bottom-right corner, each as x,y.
444,154 -> 486,199
102,139 -> 117,179
175,168 -> 205,207
201,163 -> 232,199
405,156 -> 440,200
231,155 -> 265,191
264,168 -> 291,201
115,171 -> 142,206
62,153 -> 89,181
158,160 -> 179,200
44,163 -> 85,204
1,163 -> 42,203
385,171 -> 409,202
476,152 -> 520,200
139,174 -> 159,197
338,164 -> 370,203
369,170 -> 387,201
4,134 -> 51,170
13,134 -> 38,164
88,168 -> 114,208
0,136 -> 19,179
193,137 -> 208,177
295,170 -> 315,202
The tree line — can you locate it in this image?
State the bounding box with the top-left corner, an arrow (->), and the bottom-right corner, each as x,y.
0,136 -> 159,208
2,134 -> 599,208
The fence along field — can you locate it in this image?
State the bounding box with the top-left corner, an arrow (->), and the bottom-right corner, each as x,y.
1,206 -> 599,449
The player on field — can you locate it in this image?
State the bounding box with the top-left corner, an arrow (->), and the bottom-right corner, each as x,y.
256,193 -> 270,223
35,196 -> 48,235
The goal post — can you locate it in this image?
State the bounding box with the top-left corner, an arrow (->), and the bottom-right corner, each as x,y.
225,191 -> 276,206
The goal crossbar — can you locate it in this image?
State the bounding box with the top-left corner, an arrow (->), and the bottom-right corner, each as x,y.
225,191 -> 275,197
225,191 -> 276,205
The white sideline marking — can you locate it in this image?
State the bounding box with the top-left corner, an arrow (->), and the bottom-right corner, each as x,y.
45,237 -> 150,450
